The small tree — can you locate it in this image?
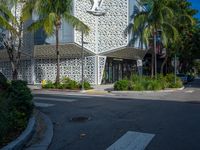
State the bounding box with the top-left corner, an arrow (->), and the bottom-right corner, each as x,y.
0,1 -> 26,80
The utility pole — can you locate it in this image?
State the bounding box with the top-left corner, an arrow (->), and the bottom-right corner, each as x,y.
81,31 -> 84,91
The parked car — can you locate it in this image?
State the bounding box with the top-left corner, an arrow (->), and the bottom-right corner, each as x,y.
177,73 -> 188,84
187,74 -> 195,82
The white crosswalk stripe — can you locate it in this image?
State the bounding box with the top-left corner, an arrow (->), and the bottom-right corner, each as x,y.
107,131 -> 155,150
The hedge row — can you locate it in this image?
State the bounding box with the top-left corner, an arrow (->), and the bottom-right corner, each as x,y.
42,77 -> 92,90
114,74 -> 183,91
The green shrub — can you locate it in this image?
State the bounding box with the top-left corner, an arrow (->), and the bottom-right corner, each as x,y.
79,81 -> 92,90
165,74 -> 183,88
42,80 -> 55,89
61,77 -> 72,84
0,73 -> 8,90
114,80 -> 129,91
0,80 -> 33,144
65,80 -> 79,89
8,80 -> 33,117
146,80 -> 163,91
133,81 -> 145,91
130,74 -> 141,82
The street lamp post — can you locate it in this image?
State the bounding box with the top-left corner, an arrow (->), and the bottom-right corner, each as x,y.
154,29 -> 157,79
81,31 -> 84,91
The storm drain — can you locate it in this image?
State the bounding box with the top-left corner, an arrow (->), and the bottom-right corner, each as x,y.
70,116 -> 91,123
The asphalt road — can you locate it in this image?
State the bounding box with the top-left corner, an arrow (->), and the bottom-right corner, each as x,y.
34,79 -> 200,150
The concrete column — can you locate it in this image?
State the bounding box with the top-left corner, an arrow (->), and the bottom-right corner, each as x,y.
31,58 -> 35,85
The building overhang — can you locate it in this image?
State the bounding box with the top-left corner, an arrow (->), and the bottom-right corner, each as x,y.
0,49 -> 31,61
34,43 -> 95,59
100,46 -> 148,60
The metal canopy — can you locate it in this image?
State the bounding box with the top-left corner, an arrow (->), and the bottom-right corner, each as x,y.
100,47 -> 148,60
34,43 -> 95,59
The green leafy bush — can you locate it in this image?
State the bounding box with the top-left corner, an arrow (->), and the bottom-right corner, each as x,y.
65,80 -> 79,89
165,74 -> 183,88
114,74 -> 183,91
114,80 -> 129,91
8,80 -> 33,119
42,80 -> 55,89
133,81 -> 145,91
146,80 -> 163,91
42,77 -> 92,90
79,81 -> 92,90
0,80 -> 33,145
0,73 -> 8,90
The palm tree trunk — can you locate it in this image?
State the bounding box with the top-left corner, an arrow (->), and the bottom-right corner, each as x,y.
154,29 -> 157,78
161,55 -> 168,74
55,25 -> 60,84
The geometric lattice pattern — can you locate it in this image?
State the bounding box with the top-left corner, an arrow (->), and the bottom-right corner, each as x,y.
74,0 -> 129,53
98,56 -> 107,84
0,56 -> 97,85
0,60 -> 32,83
97,0 -> 128,53
34,56 -> 96,84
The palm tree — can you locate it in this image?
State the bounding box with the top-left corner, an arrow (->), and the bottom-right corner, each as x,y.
0,0 -> 24,80
22,0 -> 90,83
160,0 -> 195,74
131,0 -> 179,78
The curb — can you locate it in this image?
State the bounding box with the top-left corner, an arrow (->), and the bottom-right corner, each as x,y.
25,112 -> 53,150
1,117 -> 36,150
111,87 -> 185,94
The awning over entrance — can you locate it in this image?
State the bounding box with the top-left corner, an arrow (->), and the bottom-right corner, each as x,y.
34,43 -> 95,59
100,47 -> 148,60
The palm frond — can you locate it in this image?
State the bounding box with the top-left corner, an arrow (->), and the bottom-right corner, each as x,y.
0,4 -> 18,26
27,19 -> 45,32
63,12 -> 90,34
0,15 -> 18,35
21,0 -> 34,22
133,12 -> 148,32
43,13 -> 56,36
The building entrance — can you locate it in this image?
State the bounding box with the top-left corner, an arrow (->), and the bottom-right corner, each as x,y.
102,58 -> 137,84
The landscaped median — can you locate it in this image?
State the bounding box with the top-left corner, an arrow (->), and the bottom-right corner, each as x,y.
0,73 -> 34,149
113,74 -> 183,92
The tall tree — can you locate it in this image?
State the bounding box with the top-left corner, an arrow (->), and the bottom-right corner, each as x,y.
0,0 -> 25,80
161,0 -> 196,74
130,0 -> 179,77
22,0 -> 90,83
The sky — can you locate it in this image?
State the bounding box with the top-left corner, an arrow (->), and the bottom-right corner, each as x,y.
189,0 -> 200,18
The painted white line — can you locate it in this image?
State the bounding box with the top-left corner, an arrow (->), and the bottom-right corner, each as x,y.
34,102 -> 55,107
106,131 -> 155,150
34,97 -> 77,102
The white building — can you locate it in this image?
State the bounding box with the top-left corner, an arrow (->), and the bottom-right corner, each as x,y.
0,0 -> 147,85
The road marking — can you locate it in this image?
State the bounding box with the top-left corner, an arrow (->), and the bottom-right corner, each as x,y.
185,90 -> 194,93
34,97 -> 77,102
34,102 -> 55,107
106,131 -> 155,150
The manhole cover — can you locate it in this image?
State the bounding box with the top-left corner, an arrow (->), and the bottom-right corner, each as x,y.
70,116 -> 91,122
